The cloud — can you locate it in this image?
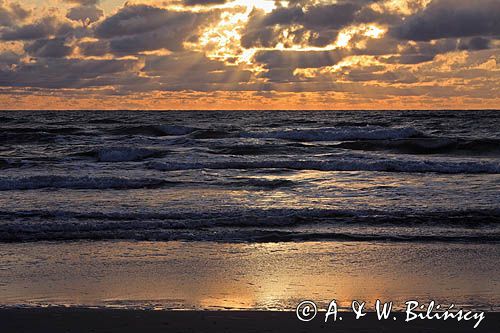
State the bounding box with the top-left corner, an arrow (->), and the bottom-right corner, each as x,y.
67,5 -> 103,26
240,1 -> 398,49
95,4 -> 216,54
393,0 -> 500,41
241,4 -> 357,49
183,0 -> 229,5
0,16 -> 73,40
0,0 -> 498,108
143,51 -> 253,91
24,37 -> 72,58
0,1 -> 30,27
77,39 -> 109,56
0,57 -> 139,88
458,37 -> 491,51
254,49 -> 345,69
95,5 -> 208,38
0,50 -> 20,68
300,3 -> 361,30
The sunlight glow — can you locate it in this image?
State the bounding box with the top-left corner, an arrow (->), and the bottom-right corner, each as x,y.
335,24 -> 386,48
232,0 -> 278,13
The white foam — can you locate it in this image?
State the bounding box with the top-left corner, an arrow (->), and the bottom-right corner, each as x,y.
241,126 -> 423,141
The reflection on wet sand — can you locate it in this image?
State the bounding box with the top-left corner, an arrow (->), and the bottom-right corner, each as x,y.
1,241 -> 498,311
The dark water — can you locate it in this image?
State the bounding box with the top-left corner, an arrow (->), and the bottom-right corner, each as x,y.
0,110 -> 499,243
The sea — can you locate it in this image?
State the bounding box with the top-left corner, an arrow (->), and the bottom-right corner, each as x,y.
0,110 -> 499,243
1,110 -> 500,310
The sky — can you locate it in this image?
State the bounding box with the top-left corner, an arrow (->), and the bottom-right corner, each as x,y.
0,0 -> 498,110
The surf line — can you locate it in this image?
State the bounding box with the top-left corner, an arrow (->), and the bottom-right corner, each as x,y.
405,300 -> 485,329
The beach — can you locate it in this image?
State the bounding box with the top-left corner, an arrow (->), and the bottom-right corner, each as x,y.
1,241 -> 498,311
2,308 -> 499,333
1,240 -> 499,332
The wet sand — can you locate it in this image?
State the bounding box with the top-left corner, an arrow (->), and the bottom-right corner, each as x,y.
1,308 -> 498,333
1,241 -> 499,311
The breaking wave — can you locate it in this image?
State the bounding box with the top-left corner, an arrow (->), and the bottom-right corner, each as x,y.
149,157 -> 500,174
0,207 -> 498,243
241,126 -> 424,141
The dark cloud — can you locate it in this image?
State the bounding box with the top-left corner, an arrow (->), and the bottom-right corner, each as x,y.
96,5 -> 200,38
95,5 -> 215,54
346,67 -> 418,84
0,50 -> 20,68
393,0 -> 500,41
301,3 -> 361,30
143,51 -> 225,73
106,24 -> 191,54
254,49 -> 345,69
259,67 -> 298,83
78,39 -> 109,56
0,16 -> 73,40
351,36 -> 400,56
24,37 -> 72,58
458,37 -> 491,51
67,5 -> 104,26
0,58 -> 138,88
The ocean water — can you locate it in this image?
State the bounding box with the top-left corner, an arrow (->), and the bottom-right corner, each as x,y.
0,110 -> 499,244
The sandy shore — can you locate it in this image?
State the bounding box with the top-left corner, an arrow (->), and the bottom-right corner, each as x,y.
1,241 -> 499,311
1,308 -> 498,333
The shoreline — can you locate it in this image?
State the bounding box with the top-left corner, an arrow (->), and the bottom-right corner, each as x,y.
1,240 -> 498,311
1,308 -> 498,333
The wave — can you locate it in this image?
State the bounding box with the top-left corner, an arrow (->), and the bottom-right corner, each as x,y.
337,138 -> 500,156
0,175 -> 293,190
77,147 -> 165,162
334,121 -> 391,127
242,231 -> 500,244
0,159 -> 25,170
149,157 -> 500,174
1,207 -> 497,242
0,126 -> 84,134
0,175 -> 175,190
211,143 -> 307,156
0,126 -> 87,143
107,125 -> 197,136
240,126 -> 424,142
0,116 -> 14,122
0,132 -> 56,144
88,118 -> 125,124
1,207 -> 497,226
223,178 -> 295,189
1,229 -> 498,243
188,129 -> 234,139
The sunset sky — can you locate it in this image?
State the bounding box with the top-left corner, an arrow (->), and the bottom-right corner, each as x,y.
0,0 -> 498,110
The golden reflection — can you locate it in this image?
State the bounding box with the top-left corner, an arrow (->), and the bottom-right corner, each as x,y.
2,241 -> 498,310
